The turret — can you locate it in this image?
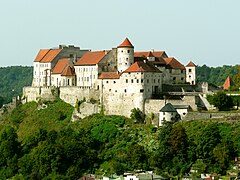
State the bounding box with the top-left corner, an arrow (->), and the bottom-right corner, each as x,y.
117,38 -> 134,72
185,61 -> 196,85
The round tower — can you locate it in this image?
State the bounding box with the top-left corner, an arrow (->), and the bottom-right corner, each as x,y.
185,61 -> 197,85
117,38 -> 134,72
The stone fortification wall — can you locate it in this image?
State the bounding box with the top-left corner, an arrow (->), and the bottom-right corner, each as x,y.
23,87 -> 58,102
59,87 -> 100,106
145,95 -> 198,124
103,92 -> 144,117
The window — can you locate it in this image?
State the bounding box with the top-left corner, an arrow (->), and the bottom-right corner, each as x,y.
173,77 -> 176,81
140,89 -> 144,93
114,81 -> 116,84
189,75 -> 191,78
106,81 -> 109,83
189,69 -> 192,72
131,79 -> 133,83
136,79 -> 139,83
109,89 -> 111,92
163,112 -> 165,115
128,50 -> 130,53
121,50 -> 123,53
181,70 -> 184,73
141,79 -> 144,83
124,89 -> 127,93
154,79 -> 156,83
147,79 -> 149,83
181,77 -> 184,81
126,79 -> 128,83
169,69 -> 172,73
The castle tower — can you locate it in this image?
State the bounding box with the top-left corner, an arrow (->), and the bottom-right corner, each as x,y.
117,38 -> 134,72
185,61 -> 197,85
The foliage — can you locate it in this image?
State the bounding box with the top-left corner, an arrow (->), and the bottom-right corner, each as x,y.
0,66 -> 33,104
210,91 -> 233,110
130,108 -> 146,124
0,101 -> 240,178
197,64 -> 238,86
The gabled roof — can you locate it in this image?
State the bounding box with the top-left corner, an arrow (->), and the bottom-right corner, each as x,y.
34,49 -> 50,62
152,51 -> 168,58
62,66 -> 75,76
99,72 -> 121,79
186,61 -> 197,67
118,38 -> 134,48
134,51 -> 154,58
124,61 -> 161,73
160,103 -> 177,112
75,51 -> 107,66
223,76 -> 232,90
52,58 -> 70,74
163,57 -> 185,70
40,49 -> 62,63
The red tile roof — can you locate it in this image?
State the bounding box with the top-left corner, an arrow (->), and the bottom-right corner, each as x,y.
223,76 -> 231,90
118,38 -> 134,48
152,51 -> 167,57
52,58 -> 70,74
40,49 -> 62,63
34,49 -> 50,62
124,61 -> 161,73
163,57 -> 185,70
134,51 -> 154,58
99,72 -> 121,79
75,51 -> 107,65
186,61 -> 197,67
62,66 -> 75,76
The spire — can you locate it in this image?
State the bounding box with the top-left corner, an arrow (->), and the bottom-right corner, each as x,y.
117,38 -> 134,48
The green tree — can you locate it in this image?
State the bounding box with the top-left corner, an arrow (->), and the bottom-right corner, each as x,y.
211,91 -> 233,110
130,108 -> 145,124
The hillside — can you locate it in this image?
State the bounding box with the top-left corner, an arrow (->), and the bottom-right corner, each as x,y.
196,64 -> 239,86
0,99 -> 239,179
0,66 -> 33,106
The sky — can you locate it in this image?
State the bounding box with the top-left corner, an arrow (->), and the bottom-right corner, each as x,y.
1,0 -> 240,67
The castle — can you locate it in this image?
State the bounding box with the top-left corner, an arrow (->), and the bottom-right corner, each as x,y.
24,38 -> 199,123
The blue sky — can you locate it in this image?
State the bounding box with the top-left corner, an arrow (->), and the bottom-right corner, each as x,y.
1,0 -> 240,67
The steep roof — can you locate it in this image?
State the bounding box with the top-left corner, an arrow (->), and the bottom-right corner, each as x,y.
34,49 -> 50,62
75,51 -> 107,65
52,59 -> 70,74
134,51 -> 154,58
61,66 -> 75,76
124,61 -> 161,73
152,51 -> 168,58
163,57 -> 185,70
40,49 -> 62,63
117,38 -> 134,48
186,61 -> 197,67
160,103 -> 177,112
99,72 -> 121,79
223,76 -> 232,90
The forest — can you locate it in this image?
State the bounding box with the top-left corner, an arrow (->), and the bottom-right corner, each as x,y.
0,66 -> 33,106
0,99 -> 239,179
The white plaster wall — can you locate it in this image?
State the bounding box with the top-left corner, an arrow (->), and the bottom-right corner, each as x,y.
117,47 -> 134,72
186,66 -> 196,85
159,111 -> 178,126
75,65 -> 98,88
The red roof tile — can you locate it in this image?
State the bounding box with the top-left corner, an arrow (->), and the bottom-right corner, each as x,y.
124,61 -> 161,73
52,59 -> 70,74
75,51 -> 107,65
223,76 -> 231,90
118,38 -> 134,48
40,49 -> 62,63
134,51 -> 154,58
62,66 -> 75,76
152,51 -> 167,57
186,61 -> 197,67
34,49 -> 50,62
99,72 -> 120,79
163,57 -> 185,70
